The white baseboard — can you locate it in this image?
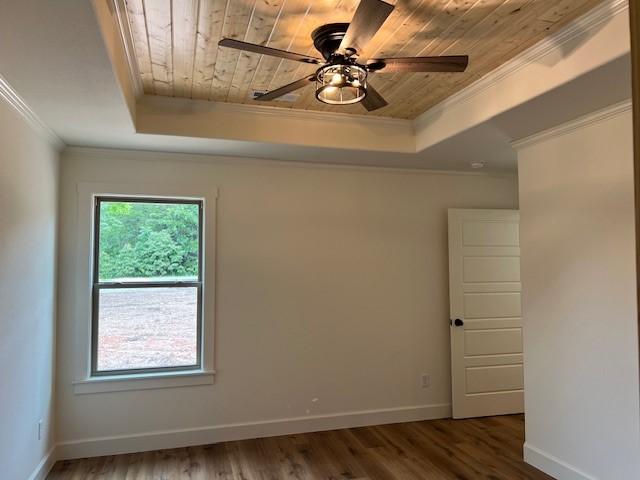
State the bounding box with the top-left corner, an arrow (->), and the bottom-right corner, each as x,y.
57,403 -> 451,460
27,447 -> 58,480
524,443 -> 598,480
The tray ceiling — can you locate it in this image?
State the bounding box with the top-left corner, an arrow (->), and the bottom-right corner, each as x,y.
123,0 -> 604,119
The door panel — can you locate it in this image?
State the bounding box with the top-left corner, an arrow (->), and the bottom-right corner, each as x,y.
464,328 -> 522,356
462,221 -> 519,246
449,209 -> 523,419
464,292 -> 522,318
463,256 -> 520,282
466,364 -> 524,394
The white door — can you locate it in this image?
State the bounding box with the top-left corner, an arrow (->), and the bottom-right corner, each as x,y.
448,209 -> 523,419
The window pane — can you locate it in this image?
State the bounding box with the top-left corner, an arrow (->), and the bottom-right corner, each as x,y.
98,201 -> 200,282
96,287 -> 198,372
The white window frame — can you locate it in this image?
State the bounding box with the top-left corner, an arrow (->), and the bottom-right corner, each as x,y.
72,182 -> 217,394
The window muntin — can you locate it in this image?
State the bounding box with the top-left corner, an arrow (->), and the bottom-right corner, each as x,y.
91,197 -> 203,376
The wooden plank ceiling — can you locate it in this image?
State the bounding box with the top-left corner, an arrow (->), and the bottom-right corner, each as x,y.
125,0 -> 604,119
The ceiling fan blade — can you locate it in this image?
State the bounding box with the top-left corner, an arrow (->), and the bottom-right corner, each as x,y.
339,0 -> 394,54
367,55 -> 469,73
361,84 -> 388,111
254,75 -> 316,101
219,38 -> 323,64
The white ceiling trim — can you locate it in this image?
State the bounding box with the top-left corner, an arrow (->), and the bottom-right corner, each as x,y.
138,94 -> 413,129
64,146 -> 514,177
510,99 -> 632,149
136,94 -> 415,153
192,98 -> 413,128
414,0 -> 629,132
0,74 -> 65,150
109,0 -> 143,98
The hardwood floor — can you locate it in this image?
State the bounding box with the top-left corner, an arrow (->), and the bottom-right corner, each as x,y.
48,415 -> 552,479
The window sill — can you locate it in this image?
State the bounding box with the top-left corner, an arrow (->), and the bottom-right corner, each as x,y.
73,370 -> 215,395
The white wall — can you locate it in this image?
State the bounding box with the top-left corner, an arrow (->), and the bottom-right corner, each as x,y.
56,147 -> 518,455
518,106 -> 640,479
0,99 -> 59,477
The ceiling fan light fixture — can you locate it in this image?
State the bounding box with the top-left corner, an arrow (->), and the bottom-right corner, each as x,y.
315,63 -> 367,105
219,0 -> 469,111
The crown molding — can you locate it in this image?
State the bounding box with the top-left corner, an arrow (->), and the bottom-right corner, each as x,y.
0,75 -> 64,150
138,94 -> 413,129
414,0 -> 629,130
511,99 -> 632,149
63,146 -> 516,177
110,0 -> 143,98
210,99 -> 413,128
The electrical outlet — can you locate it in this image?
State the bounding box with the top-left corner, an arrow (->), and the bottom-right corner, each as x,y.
421,374 -> 430,388
37,420 -> 43,441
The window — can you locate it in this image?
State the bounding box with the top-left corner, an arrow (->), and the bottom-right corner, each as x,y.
91,197 -> 203,376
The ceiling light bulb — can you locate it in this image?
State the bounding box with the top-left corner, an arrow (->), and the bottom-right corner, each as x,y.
330,73 -> 343,84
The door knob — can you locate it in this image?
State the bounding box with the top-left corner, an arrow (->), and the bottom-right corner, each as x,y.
453,318 -> 464,327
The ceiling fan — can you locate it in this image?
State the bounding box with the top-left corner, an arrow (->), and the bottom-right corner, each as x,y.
218,0 -> 468,111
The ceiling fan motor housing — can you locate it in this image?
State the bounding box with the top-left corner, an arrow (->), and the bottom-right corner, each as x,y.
311,23 -> 350,60
312,22 -> 371,105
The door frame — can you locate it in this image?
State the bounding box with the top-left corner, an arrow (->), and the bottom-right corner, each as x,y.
631,1 -> 640,387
